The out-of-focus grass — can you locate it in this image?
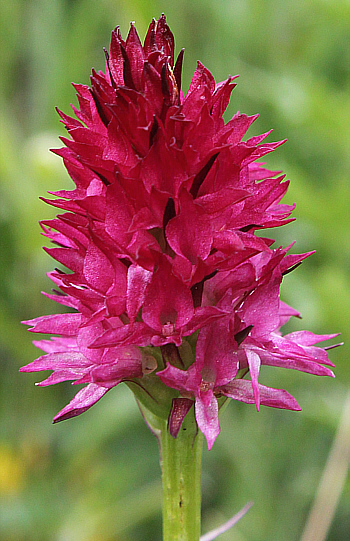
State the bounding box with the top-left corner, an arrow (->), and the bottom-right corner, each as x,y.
0,1 -> 349,540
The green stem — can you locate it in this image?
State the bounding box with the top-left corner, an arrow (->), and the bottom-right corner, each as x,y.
161,410 -> 203,541
139,403 -> 203,541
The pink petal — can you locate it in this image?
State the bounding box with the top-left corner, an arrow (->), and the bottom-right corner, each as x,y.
32,336 -> 78,354
195,390 -> 220,450
237,273 -> 281,337
166,189 -> 213,264
87,349 -> 143,384
196,188 -> 249,215
125,22 -> 145,92
158,363 -> 200,395
109,27 -> 124,86
284,331 -> 340,347
23,313 -> 82,335
195,319 -> 238,385
244,349 -> 261,410
181,306 -> 226,337
126,263 -> 153,322
53,384 -> 109,423
222,379 -> 301,411
91,322 -> 154,348
36,369 -> 87,386
142,257 -> 194,333
19,351 -> 91,372
278,301 -> 301,326
83,241 -> 114,292
259,350 -> 335,377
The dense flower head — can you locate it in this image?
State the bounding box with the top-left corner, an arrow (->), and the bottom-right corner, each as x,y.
21,15 -> 337,449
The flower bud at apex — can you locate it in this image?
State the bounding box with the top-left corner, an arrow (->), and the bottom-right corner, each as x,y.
21,14 -> 338,450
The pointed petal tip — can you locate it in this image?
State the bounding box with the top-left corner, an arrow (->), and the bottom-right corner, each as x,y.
19,366 -> 28,373
52,411 -> 72,423
206,439 -> 215,451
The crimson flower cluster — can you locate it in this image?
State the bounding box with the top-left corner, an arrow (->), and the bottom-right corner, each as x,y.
21,16 -> 336,449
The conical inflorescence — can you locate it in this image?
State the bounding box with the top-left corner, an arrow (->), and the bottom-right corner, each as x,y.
21,15 -> 337,450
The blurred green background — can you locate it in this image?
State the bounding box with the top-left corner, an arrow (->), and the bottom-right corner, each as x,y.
0,1 -> 349,540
